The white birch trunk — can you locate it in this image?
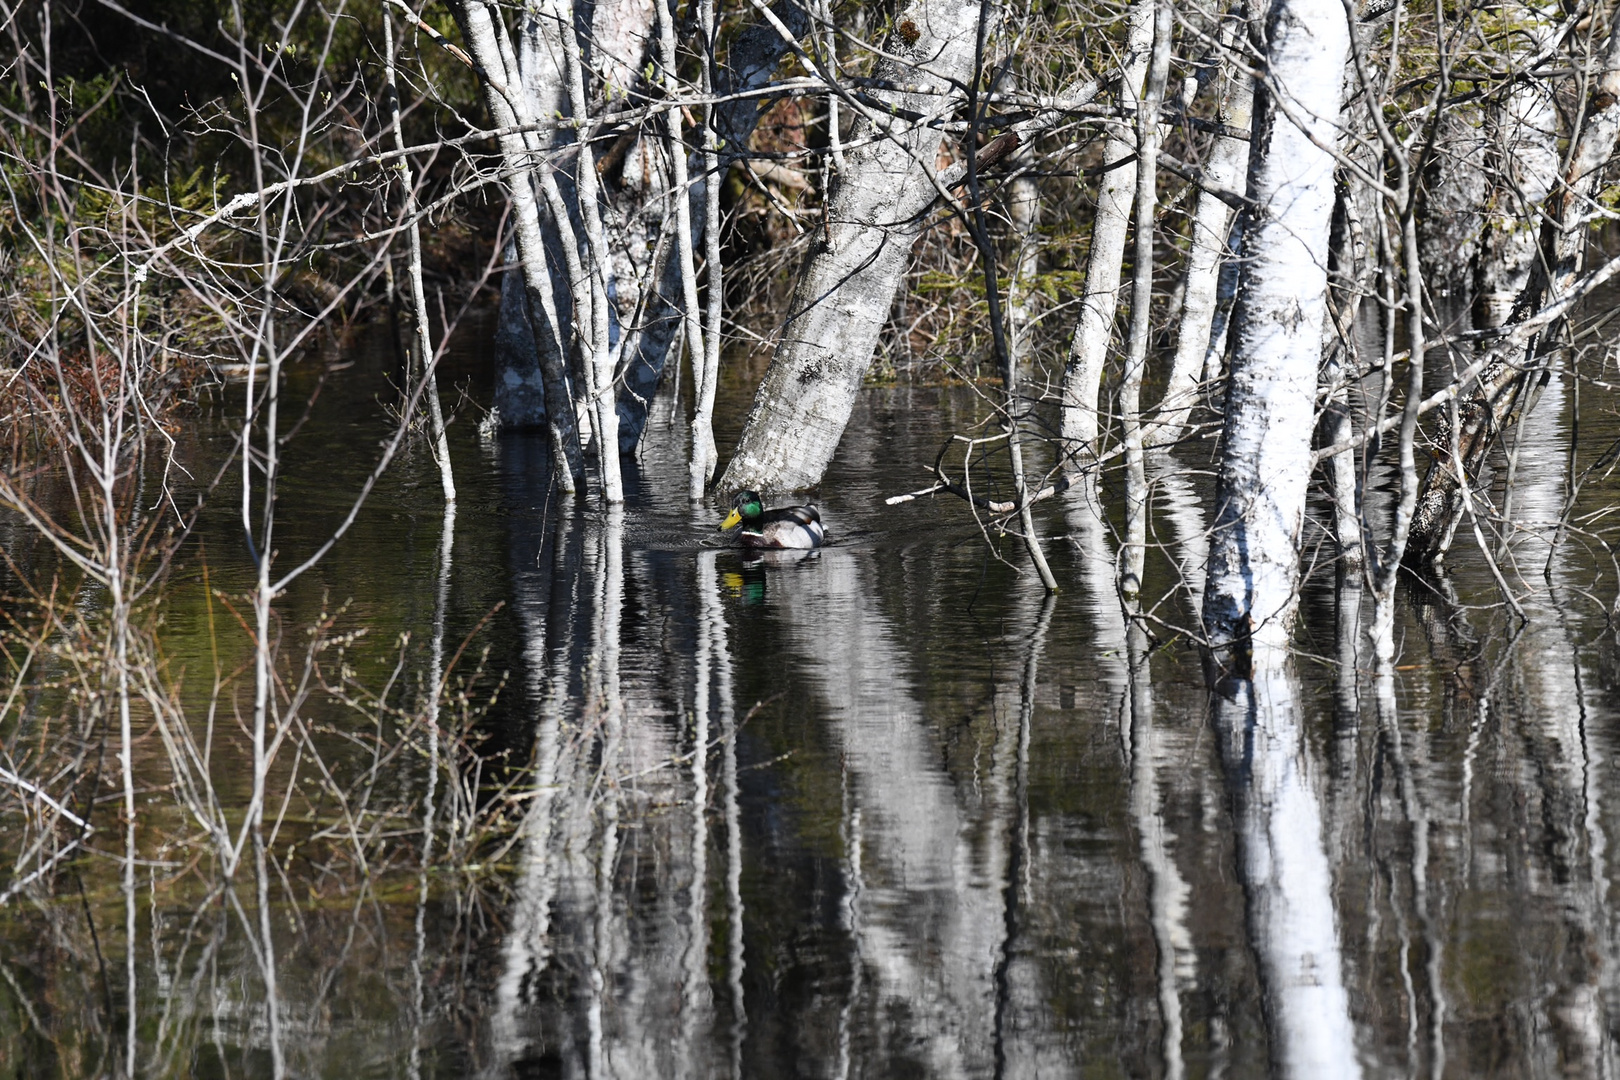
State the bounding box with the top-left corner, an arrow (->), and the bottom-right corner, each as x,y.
385,13 -> 456,505
492,0 -> 654,434
452,0 -> 585,490
1057,0 -> 1154,455
719,0 -> 996,493
589,0 -> 658,372
615,2 -> 811,450
1004,129 -> 1040,385
1471,2 -> 1560,329
648,0 -> 708,496
491,13 -> 568,430
1148,33 -> 1253,447
1203,0 -> 1349,651
691,0 -> 724,494
556,0 -> 625,502
1119,0 -> 1173,604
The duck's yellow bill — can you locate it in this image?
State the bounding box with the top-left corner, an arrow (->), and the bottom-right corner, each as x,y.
720,509 -> 742,530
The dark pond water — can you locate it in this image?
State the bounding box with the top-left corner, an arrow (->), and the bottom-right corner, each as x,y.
4,319 -> 1620,1079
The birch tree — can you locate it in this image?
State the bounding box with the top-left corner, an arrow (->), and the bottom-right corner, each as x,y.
1147,16 -> 1253,447
1406,0 -> 1620,565
615,1 -> 813,452
719,0 -> 999,493
1201,9 -> 1360,1072
448,0 -> 587,492
1202,0 -> 1350,651
1057,0 -> 1154,456
488,7 -> 569,432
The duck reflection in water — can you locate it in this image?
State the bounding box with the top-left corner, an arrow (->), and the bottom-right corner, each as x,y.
721,546 -> 819,606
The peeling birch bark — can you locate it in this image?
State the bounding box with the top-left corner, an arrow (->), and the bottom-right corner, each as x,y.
1203,0 -> 1349,653
719,0 -> 994,493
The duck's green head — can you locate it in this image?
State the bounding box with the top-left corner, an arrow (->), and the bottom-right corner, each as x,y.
720,490 -> 763,530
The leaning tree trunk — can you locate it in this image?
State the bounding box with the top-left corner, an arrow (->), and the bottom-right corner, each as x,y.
1203,0 -> 1349,655
1056,0 -> 1155,456
1406,0 -> 1620,566
717,0 -> 996,493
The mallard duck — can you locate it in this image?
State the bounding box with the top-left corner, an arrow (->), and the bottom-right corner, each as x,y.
719,490 -> 826,549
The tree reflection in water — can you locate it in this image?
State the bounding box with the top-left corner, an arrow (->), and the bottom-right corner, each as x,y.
5,392 -> 1620,1077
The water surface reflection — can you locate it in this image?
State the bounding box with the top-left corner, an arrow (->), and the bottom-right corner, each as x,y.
5,342 -> 1620,1078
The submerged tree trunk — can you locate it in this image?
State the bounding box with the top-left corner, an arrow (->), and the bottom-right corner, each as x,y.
1203,0 -> 1349,654
718,0 -> 996,493
1057,0 -> 1155,456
